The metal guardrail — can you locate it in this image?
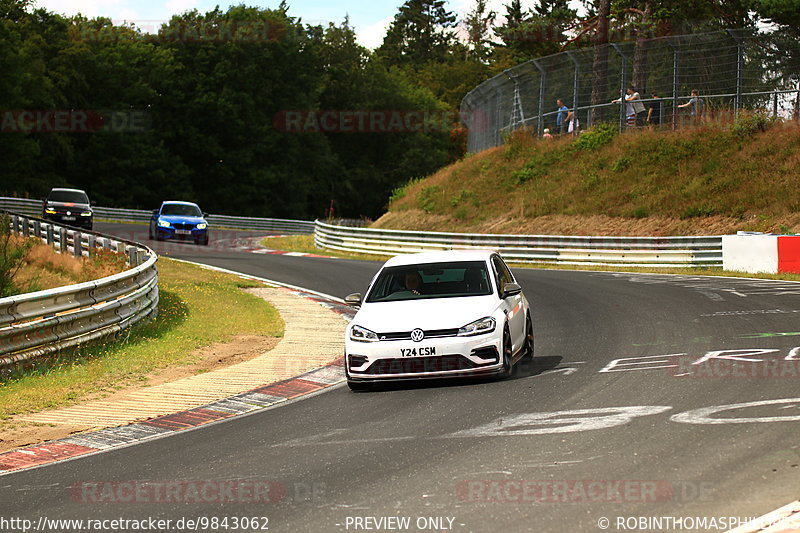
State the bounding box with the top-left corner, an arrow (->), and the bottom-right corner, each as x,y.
1,212 -> 159,368
314,220 -> 722,267
0,197 -> 316,234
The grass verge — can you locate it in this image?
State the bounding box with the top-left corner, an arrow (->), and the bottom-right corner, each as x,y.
261,234 -> 387,262
0,258 -> 284,420
380,121 -> 800,236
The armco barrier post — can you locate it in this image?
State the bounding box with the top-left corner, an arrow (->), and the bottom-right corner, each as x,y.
126,245 -> 136,266
87,235 -> 96,257
46,224 -> 54,245
72,231 -> 82,258
59,228 -> 67,253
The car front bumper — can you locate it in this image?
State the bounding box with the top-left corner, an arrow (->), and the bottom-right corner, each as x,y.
43,214 -> 93,228
157,228 -> 208,240
345,333 -> 503,381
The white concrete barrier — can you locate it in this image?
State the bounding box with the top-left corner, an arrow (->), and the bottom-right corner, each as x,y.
722,234 -> 800,274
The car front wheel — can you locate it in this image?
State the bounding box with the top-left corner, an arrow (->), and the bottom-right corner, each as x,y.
521,314 -> 534,361
498,324 -> 513,379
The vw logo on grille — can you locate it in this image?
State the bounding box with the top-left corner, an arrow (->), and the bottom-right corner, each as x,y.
410,328 -> 425,342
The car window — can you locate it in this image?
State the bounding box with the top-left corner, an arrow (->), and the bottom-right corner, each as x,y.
161,204 -> 202,217
492,255 -> 514,294
365,261 -> 493,303
48,190 -> 89,204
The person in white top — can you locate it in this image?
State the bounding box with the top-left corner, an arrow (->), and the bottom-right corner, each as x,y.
613,86 -> 646,127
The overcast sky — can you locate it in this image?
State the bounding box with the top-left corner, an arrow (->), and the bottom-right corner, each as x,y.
33,0 -> 507,49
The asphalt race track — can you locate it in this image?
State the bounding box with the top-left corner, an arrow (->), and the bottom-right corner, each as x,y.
2,222 -> 799,533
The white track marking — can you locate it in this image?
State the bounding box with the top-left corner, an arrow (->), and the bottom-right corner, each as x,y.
671,398 -> 800,425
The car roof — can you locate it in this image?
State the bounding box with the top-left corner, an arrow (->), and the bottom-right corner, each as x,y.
49,188 -> 87,194
383,250 -> 498,268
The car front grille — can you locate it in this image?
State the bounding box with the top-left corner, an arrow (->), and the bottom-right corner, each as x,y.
172,223 -> 195,230
377,328 -> 460,341
361,355 -> 494,375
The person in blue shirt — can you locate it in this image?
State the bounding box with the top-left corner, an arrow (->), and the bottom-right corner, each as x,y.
555,99 -> 569,134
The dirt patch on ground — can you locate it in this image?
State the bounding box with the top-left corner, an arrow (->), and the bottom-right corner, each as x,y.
373,210 -> 800,237
0,334 -> 279,453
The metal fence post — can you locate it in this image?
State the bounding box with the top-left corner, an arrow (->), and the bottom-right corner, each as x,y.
611,44 -> 627,132
567,52 -> 580,135
667,41 -> 680,131
46,224 -> 54,246
532,60 -> 546,136
728,30 -> 743,116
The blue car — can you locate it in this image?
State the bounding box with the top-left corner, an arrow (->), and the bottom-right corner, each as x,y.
149,201 -> 210,245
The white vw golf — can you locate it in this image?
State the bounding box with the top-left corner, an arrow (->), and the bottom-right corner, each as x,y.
344,250 -> 533,391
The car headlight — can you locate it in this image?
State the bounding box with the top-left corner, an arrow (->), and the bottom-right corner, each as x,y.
458,317 -> 496,337
196,223 -> 207,230
157,219 -> 171,228
350,325 -> 379,342
80,211 -> 92,216
45,208 -> 56,214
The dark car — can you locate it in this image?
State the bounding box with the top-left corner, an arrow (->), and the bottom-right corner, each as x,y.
42,188 -> 94,230
149,201 -> 209,245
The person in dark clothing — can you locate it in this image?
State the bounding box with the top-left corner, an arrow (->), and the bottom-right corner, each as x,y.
647,92 -> 661,126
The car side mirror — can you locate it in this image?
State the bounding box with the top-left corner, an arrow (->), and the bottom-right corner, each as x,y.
203,212 -> 208,218
344,293 -> 362,307
502,282 -> 522,298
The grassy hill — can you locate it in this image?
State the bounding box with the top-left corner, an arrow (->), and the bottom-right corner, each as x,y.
375,119 -> 800,236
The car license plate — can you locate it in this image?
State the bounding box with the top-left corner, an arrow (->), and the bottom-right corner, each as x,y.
400,347 -> 436,357
63,216 -> 75,221
175,229 -> 191,235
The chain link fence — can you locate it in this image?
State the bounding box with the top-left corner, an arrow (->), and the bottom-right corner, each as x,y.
461,29 -> 800,153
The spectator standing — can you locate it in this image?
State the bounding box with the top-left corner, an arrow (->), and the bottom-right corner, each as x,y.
647,92 -> 661,126
566,109 -> 580,135
677,89 -> 704,124
612,88 -> 639,128
555,99 -> 569,135
628,86 -> 647,126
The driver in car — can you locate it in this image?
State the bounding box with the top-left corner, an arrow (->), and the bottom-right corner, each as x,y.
404,271 -> 423,295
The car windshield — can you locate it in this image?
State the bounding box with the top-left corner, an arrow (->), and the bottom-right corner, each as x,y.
161,204 -> 202,217
48,190 -> 89,204
365,261 -> 493,303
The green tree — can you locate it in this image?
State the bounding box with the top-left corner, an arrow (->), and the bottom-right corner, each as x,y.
377,0 -> 457,67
